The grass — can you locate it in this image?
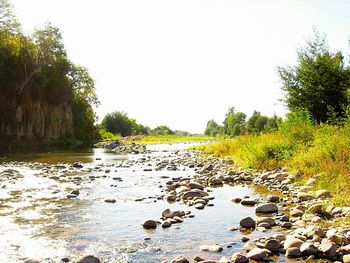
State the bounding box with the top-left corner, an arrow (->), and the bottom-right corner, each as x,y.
138,135 -> 212,144
196,117 -> 350,206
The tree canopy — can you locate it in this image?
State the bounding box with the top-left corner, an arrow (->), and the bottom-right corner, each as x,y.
278,31 -> 350,123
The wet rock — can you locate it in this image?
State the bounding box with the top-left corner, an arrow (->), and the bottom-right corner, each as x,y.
240,198 -> 257,206
194,203 -> 205,210
193,255 -> 205,262
319,241 -> 338,259
255,203 -> 278,214
77,255 -> 101,263
232,198 -> 242,203
243,241 -> 257,251
242,236 -> 250,242
286,247 -> 302,258
171,255 -> 189,263
231,252 -> 249,263
200,245 -> 223,252
162,209 -> 177,218
240,217 -> 255,229
142,220 -> 157,229
61,258 -> 70,263
280,222 -> 292,229
247,248 -> 268,261
300,242 -> 318,256
167,195 -> 177,202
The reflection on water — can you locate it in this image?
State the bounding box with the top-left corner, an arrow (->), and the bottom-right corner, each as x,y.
0,144 -> 278,262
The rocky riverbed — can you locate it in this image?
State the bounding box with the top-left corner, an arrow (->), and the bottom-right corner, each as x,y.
0,143 -> 349,263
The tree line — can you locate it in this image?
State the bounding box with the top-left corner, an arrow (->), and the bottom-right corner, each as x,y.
100,111 -> 191,137
206,30 -> 350,137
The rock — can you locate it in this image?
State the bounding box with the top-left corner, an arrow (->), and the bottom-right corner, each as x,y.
319,241 -> 338,259
300,242 -> 318,256
256,217 -> 276,226
142,220 -> 157,229
193,255 -> 205,262
329,234 -> 348,246
182,190 -> 209,200
71,189 -> 80,196
167,195 -> 177,202
200,245 -> 223,252
188,182 -> 204,190
240,217 -> 255,229
267,195 -> 280,203
228,226 -> 239,231
286,247 -> 302,258
280,222 -> 292,229
343,255 -> 350,263
338,244 -> 350,254
265,239 -> 280,252
290,208 -> 304,217
242,236 -> 250,242
77,256 -> 101,263
23,259 -> 41,263
255,203 -> 278,214
308,204 -> 323,214
240,198 -> 257,206
247,248 -> 268,261
284,236 -> 303,249
171,255 -> 189,263
231,252 -> 249,263
162,209 -> 176,218
302,226 -> 325,238
232,198 -> 242,203
316,189 -> 331,199
243,241 -> 257,251
104,199 -> 116,203
297,192 -> 314,201
162,220 -> 172,228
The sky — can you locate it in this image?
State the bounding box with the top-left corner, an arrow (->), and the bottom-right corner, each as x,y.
11,0 -> 350,133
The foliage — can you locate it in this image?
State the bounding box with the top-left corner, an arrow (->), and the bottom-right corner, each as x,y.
101,111 -> 133,137
150,125 -> 174,135
223,107 -> 247,136
139,135 -> 211,144
277,30 -> 350,124
0,7 -> 99,146
204,119 -> 222,136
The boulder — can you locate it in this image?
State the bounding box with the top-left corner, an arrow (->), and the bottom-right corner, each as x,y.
284,236 -> 303,249
255,203 -> 278,214
240,217 -> 256,229
240,198 -> 257,206
142,220 -> 157,229
171,255 -> 189,263
264,239 -> 280,252
247,248 -> 268,261
297,192 -> 314,201
231,252 -> 249,263
316,189 -> 331,199
286,247 -> 302,258
319,241 -> 338,259
300,242 -> 318,256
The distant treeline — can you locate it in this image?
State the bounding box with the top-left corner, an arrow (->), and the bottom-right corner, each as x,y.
99,111 -> 192,139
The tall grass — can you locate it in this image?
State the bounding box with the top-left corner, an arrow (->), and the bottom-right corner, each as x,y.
197,113 -> 350,205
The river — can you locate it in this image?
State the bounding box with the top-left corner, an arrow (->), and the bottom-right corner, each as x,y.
0,143 -> 281,263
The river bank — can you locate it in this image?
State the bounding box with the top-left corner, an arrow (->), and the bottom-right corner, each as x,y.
0,143 -> 349,262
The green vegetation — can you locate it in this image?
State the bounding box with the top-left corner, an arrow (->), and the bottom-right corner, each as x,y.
204,107 -> 281,137
0,0 -> 99,147
139,135 -> 211,144
198,31 -> 350,205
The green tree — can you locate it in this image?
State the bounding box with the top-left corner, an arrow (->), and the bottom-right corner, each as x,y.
278,30 -> 350,123
204,119 -> 221,136
151,125 -> 174,135
223,107 -> 246,136
246,111 -> 268,134
101,111 -> 133,137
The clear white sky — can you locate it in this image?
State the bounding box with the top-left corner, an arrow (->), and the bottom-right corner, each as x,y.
11,0 -> 350,133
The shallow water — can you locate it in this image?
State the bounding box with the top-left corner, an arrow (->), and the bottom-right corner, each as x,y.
0,144 -> 285,262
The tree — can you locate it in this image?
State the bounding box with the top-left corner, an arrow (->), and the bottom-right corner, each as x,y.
223,107 -> 246,136
101,111 -> 133,137
278,30 -> 350,123
204,119 -> 221,136
151,125 -> 174,135
0,0 -> 20,34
